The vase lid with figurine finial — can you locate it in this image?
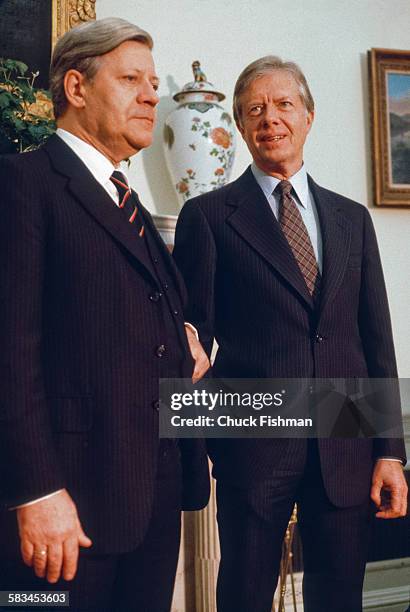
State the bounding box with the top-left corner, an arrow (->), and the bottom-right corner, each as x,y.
173,61 -> 225,103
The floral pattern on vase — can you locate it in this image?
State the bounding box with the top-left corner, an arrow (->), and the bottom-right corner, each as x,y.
163,61 -> 236,207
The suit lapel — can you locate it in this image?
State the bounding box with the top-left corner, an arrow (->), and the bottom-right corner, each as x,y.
44,135 -> 158,283
226,167 -> 314,309
309,177 -> 352,316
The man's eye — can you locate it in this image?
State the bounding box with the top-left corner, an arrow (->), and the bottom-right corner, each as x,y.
249,105 -> 262,115
280,101 -> 292,108
125,75 -> 136,82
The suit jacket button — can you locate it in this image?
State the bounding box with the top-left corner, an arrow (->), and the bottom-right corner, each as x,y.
153,400 -> 160,411
173,310 -> 179,315
149,291 -> 162,302
315,334 -> 324,343
163,283 -> 169,290
156,344 -> 166,357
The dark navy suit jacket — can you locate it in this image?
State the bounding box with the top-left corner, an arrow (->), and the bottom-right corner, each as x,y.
173,166 -> 406,507
0,135 -> 209,555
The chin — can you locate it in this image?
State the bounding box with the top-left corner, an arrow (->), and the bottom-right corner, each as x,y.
132,135 -> 154,152
261,155 -> 286,167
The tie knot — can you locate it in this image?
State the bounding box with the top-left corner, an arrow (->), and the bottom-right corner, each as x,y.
110,170 -> 129,192
275,180 -> 293,197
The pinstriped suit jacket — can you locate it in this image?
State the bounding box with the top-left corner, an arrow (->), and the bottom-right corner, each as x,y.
173,166 -> 406,507
0,135 -> 209,556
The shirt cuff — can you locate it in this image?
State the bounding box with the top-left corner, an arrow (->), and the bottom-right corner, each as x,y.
184,322 -> 199,341
375,457 -> 403,464
9,489 -> 64,511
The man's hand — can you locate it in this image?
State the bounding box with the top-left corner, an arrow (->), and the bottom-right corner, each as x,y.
370,460 -> 408,519
17,489 -> 92,583
185,325 -> 210,383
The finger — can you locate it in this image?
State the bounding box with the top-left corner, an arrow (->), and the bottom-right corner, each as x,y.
370,483 -> 382,507
77,523 -> 92,548
198,357 -> 210,376
375,508 -> 400,519
33,546 -> 48,578
375,497 -> 402,518
20,539 -> 34,567
192,362 -> 202,383
389,490 -> 402,515
401,483 -> 408,516
46,543 -> 63,584
192,357 -> 210,383
62,538 -> 79,581
78,533 -> 92,547
398,489 -> 408,517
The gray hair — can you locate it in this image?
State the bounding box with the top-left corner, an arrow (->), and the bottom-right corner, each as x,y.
233,55 -> 314,126
50,17 -> 153,118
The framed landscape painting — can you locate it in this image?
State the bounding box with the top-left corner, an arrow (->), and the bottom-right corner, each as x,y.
369,48 -> 410,206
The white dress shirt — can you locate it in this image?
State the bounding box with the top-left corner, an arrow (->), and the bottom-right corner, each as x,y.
56,128 -> 130,205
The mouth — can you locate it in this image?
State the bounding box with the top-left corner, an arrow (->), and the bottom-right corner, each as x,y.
133,117 -> 154,125
260,134 -> 286,142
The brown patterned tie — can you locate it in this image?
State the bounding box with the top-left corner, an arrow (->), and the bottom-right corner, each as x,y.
276,180 -> 320,298
110,170 -> 144,237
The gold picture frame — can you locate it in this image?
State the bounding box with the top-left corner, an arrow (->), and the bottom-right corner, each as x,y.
369,48 -> 410,206
52,0 -> 97,48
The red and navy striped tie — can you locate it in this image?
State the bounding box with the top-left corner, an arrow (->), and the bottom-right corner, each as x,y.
110,170 -> 144,237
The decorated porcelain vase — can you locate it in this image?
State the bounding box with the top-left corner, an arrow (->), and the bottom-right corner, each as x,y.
163,61 -> 236,207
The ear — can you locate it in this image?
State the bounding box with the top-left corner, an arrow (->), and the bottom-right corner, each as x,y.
306,110 -> 314,133
63,69 -> 87,110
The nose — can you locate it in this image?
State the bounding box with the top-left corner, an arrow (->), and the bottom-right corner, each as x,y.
149,87 -> 160,107
262,104 -> 280,126
138,81 -> 159,107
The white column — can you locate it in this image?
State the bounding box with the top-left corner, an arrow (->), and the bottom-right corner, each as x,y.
195,463 -> 220,612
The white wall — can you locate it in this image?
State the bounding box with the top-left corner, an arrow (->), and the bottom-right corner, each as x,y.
97,0 -> 410,377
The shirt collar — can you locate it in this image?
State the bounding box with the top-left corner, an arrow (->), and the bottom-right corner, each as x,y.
56,128 -> 129,185
251,162 -> 310,209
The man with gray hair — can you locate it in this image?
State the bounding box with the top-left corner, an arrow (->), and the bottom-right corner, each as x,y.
174,55 -> 407,611
0,17 -> 209,611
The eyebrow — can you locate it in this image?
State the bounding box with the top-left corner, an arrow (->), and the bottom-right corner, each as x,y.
127,69 -> 160,85
246,94 -> 294,106
245,100 -> 264,108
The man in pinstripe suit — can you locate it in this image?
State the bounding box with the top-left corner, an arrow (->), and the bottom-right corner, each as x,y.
173,56 -> 407,612
0,18 -> 210,611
